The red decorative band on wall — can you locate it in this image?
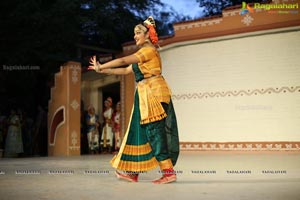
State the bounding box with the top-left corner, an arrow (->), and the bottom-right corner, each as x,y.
180,142 -> 300,151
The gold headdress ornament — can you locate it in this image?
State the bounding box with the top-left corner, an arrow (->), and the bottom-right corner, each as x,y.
143,16 -> 158,45
143,16 -> 156,27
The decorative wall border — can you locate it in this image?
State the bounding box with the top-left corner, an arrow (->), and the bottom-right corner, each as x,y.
174,18 -> 223,31
223,10 -> 241,17
172,86 -> 300,100
180,142 -> 300,151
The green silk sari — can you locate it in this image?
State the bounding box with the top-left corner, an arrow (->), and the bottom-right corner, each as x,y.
111,63 -> 179,172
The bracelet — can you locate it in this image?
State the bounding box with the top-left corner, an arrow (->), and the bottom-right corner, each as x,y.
109,68 -> 113,75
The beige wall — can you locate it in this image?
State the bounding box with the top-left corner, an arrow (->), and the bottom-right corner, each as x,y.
160,27 -> 300,143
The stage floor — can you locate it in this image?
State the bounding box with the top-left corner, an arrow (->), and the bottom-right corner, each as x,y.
0,151 -> 300,200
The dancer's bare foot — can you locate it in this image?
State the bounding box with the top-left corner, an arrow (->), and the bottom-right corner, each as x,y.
152,174 -> 176,184
115,171 -> 138,182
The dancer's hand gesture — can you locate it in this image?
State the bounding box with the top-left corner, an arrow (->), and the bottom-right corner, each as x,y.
88,55 -> 101,71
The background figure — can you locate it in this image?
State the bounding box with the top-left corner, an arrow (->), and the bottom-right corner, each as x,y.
32,105 -> 47,156
80,100 -> 89,154
0,111 -> 7,155
0,120 -> 3,152
112,102 -> 121,152
22,112 -> 34,157
101,97 -> 114,153
86,105 -> 100,154
4,109 -> 24,157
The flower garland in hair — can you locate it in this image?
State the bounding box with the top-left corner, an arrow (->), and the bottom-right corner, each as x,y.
146,25 -> 158,45
144,16 -> 158,45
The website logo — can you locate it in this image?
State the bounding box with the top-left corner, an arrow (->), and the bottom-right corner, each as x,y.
240,2 -> 255,15
240,1 -> 299,15
254,2 -> 299,14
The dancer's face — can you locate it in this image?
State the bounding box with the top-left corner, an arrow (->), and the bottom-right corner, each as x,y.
134,25 -> 149,46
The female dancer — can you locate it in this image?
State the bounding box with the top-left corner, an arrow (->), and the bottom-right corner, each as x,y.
88,16 -> 179,184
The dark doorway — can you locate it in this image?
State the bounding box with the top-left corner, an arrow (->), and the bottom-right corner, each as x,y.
102,82 -> 120,107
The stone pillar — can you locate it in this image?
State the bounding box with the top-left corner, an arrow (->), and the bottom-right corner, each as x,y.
48,61 -> 81,156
